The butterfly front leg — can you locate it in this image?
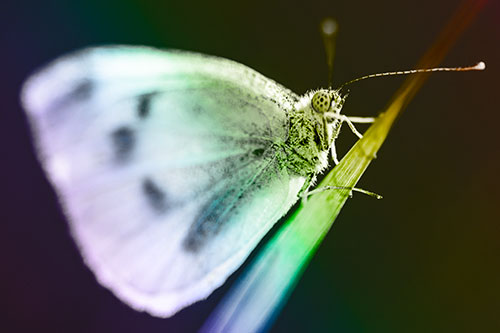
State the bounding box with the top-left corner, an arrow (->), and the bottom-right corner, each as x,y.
347,116 -> 376,123
326,113 -> 375,140
325,113 -> 376,165
331,142 -> 340,165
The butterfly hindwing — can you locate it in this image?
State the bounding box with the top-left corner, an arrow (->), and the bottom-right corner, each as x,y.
21,46 -> 307,316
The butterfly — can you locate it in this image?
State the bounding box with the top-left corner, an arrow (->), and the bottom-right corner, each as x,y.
21,45 -> 377,317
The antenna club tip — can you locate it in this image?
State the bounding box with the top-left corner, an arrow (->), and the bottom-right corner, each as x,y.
321,18 -> 338,35
476,61 -> 486,70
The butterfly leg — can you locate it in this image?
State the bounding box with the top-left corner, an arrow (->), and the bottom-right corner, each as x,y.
340,115 -> 364,139
343,115 -> 376,139
347,116 -> 376,123
330,141 -> 340,165
302,185 -> 382,203
326,113 -> 374,139
297,173 -> 316,205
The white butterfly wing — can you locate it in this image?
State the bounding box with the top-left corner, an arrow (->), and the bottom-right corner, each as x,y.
21,46 -> 307,317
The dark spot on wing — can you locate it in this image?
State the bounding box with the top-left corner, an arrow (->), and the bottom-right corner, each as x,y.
50,79 -> 94,111
69,79 -> 93,101
183,213 -> 218,252
192,103 -> 203,115
182,146 -> 285,253
142,177 -> 168,213
252,148 -> 265,157
111,126 -> 135,162
138,93 -> 155,119
183,189 -> 237,252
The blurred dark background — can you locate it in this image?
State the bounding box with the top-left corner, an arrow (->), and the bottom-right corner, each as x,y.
1,0 -> 499,332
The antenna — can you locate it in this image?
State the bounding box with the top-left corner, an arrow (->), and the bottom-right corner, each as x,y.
320,18 -> 338,87
338,62 -> 485,89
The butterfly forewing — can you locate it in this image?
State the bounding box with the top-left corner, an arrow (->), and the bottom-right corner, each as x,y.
21,46 -> 307,316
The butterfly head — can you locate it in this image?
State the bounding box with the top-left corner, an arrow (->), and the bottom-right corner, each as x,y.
311,89 -> 347,115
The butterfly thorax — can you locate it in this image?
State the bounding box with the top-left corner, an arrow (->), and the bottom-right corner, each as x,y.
275,90 -> 344,179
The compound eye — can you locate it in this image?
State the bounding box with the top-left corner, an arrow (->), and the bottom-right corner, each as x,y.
311,91 -> 332,113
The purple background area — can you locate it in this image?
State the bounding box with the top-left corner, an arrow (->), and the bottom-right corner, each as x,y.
1,0 -> 499,332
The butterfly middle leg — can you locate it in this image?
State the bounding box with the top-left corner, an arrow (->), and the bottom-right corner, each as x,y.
301,185 -> 382,204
